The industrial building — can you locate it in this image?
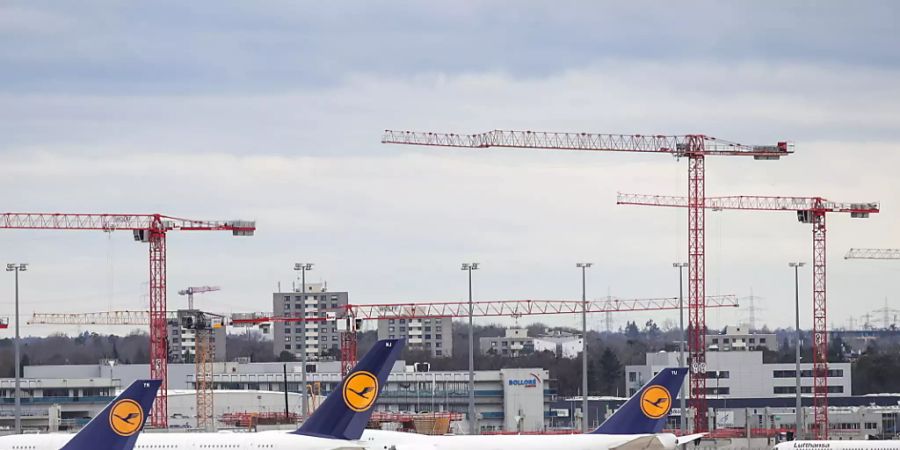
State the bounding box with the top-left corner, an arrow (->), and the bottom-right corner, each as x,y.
376,317 -> 453,357
271,283 -> 348,361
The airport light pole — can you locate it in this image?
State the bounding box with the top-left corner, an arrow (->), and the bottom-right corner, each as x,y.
6,263 -> 27,434
673,262 -> 688,435
294,262 -> 313,419
789,261 -> 806,439
576,262 -> 592,432
461,262 -> 479,435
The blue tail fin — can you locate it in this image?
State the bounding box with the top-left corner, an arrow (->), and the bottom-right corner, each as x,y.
591,367 -> 686,435
61,379 -> 161,450
293,339 -> 405,440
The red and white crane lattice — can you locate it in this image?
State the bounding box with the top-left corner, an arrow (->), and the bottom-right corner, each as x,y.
0,213 -> 255,428
382,129 -> 791,431
617,194 -> 879,438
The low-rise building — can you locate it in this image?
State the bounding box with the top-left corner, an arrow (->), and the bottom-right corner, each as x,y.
626,351 -> 851,398
479,328 -> 533,357
533,330 -> 583,359
0,377 -> 117,432
706,325 -> 776,352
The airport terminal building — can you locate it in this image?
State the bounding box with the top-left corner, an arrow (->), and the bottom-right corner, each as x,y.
17,360 -> 553,433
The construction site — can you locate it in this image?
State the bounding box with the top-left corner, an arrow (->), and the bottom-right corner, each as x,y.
1,2 -> 898,450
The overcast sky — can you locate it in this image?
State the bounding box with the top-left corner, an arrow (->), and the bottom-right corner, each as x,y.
2,1 -> 899,336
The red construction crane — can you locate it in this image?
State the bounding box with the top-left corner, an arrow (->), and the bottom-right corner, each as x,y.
0,213 -> 255,427
617,193 -> 879,438
178,285 -> 222,430
178,286 -> 221,310
231,294 -> 740,374
382,129 -> 792,430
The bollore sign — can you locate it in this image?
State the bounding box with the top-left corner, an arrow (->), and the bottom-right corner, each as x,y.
507,373 -> 542,388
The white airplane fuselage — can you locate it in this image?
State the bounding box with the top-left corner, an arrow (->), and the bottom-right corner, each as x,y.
359,429 -> 679,450
0,429 -> 679,450
0,431 -> 363,450
775,441 -> 900,450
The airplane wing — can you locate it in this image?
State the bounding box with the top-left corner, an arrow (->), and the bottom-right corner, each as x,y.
676,433 -> 707,445
610,435 -> 673,450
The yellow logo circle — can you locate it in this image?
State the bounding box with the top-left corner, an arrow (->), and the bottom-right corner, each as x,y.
342,371 -> 379,412
109,399 -> 144,436
639,385 -> 672,419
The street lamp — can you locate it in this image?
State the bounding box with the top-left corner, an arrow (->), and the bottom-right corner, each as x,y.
293,263 -> 314,418
461,262 -> 479,435
6,263 -> 27,434
673,262 -> 688,434
789,262 -> 806,439
576,262 -> 592,432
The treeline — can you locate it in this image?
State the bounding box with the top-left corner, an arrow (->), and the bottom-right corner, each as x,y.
5,322 -> 900,397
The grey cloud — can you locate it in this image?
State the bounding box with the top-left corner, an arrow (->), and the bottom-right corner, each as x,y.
1,1 -> 898,94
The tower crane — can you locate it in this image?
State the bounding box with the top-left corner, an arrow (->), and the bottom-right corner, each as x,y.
382,129 -> 791,430
0,213 -> 255,427
178,285 -> 222,431
616,193 -> 879,439
178,286 -> 221,310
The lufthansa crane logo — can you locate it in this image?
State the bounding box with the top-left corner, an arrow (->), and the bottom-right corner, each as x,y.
109,399 -> 144,436
639,385 -> 672,419
342,371 -> 379,412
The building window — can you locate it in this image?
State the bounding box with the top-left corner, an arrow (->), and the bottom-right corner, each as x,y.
400,327 -> 406,332
759,338 -> 767,343
436,342 -> 442,348
435,350 -> 442,356
425,334 -> 431,339
389,326 -> 395,332
628,372 -> 637,382
400,319 -> 406,324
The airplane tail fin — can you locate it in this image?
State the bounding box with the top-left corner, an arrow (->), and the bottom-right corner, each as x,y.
61,379 -> 161,450
591,367 -> 687,435
294,339 -> 405,440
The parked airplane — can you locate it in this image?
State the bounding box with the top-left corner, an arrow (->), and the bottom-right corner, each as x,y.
360,367 -> 702,450
774,441 -> 900,450
0,339 -> 404,450
0,378 -> 160,450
